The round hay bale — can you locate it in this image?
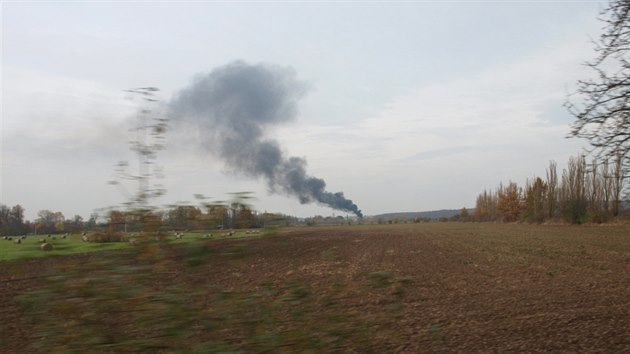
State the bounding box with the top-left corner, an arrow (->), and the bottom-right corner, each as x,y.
41,243 -> 54,251
14,239 -> 21,244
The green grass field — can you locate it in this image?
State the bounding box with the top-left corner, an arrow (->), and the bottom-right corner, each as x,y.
0,230 -> 266,261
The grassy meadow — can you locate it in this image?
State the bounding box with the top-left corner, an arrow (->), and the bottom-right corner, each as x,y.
0,230 -> 265,262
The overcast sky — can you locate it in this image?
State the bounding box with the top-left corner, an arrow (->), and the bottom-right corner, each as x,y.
2,1 -> 606,220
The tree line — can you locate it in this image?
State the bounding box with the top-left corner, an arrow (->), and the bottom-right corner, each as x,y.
0,207 -> 98,236
472,0 -> 630,225
472,153 -> 626,224
0,203 -> 292,236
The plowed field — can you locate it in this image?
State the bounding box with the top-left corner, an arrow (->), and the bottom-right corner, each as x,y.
1,223 -> 629,353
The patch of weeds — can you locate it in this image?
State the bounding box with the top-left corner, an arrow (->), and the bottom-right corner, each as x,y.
397,275 -> 414,285
220,245 -> 250,259
260,282 -> 278,297
252,333 -> 284,352
328,313 -> 352,324
368,271 -> 392,288
322,294 -> 337,307
278,280 -> 311,320
391,285 -> 406,297
140,286 -> 199,341
217,289 -> 234,301
535,247 -> 558,259
291,305 -> 307,319
283,281 -> 310,302
428,323 -> 442,338
327,325 -> 356,338
274,238 -> 290,247
200,314 -> 218,331
384,302 -> 403,313
321,249 -> 342,261
320,281 -> 345,308
319,320 -> 363,349
185,243 -> 214,267
18,257 -> 206,352
195,340 -> 240,353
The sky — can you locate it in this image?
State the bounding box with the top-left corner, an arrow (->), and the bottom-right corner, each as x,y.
1,1 -> 607,221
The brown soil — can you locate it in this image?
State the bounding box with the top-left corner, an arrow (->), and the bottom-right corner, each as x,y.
1,223 -> 629,353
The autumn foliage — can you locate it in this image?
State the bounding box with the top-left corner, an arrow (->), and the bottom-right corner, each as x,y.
473,153 -> 625,224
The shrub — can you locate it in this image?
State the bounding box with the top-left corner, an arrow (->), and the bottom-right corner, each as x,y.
560,199 -> 588,224
87,232 -> 125,243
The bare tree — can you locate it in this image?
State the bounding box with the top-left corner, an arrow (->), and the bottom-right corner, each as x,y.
601,158 -> 613,214
546,160 -> 558,219
586,159 -> 602,214
566,0 -> 630,182
473,189 -> 498,222
560,155 -> 588,223
524,177 -> 547,223
611,150 -> 625,215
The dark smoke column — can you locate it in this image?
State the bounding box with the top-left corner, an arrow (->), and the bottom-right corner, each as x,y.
169,61 -> 362,218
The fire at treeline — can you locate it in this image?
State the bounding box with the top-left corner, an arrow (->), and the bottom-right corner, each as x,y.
0,202 -> 560,239
0,204 -> 405,237
3,150 -> 628,237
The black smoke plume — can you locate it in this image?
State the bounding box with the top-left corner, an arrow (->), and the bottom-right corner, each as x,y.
169,61 -> 362,217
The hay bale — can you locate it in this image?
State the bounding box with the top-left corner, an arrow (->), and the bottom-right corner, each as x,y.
14,239 -> 21,244
41,243 -> 54,251
38,238 -> 46,243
